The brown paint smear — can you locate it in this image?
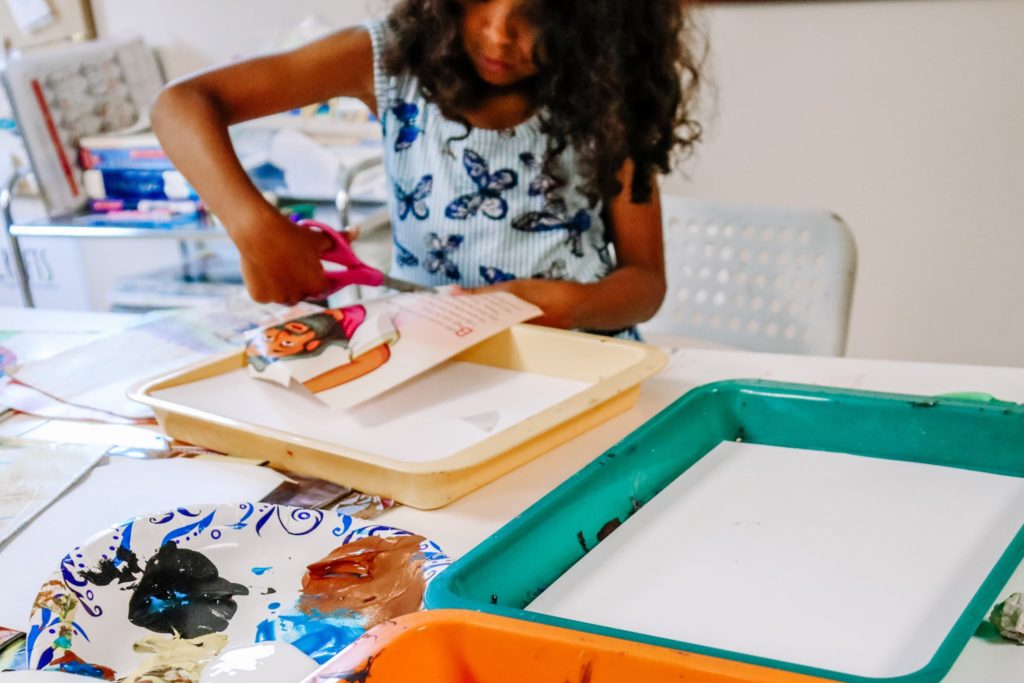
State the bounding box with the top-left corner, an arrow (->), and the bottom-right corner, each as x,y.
299,534 -> 426,629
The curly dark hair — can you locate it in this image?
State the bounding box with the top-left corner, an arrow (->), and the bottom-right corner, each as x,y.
382,0 -> 703,205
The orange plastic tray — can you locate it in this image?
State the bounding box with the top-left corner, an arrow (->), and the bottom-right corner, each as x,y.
304,610 -> 834,683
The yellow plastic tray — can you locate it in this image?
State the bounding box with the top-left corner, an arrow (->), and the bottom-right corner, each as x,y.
130,325 -> 667,509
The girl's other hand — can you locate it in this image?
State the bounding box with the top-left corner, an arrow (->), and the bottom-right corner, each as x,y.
233,211 -> 339,305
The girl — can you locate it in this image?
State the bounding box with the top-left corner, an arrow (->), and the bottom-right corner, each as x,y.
151,0 -> 702,335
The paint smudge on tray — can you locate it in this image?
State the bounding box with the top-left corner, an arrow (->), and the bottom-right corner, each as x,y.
128,543 -> 249,639
334,655 -> 375,683
597,518 -> 620,542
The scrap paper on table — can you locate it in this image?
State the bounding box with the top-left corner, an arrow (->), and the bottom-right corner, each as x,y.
0,309 -> 138,378
247,291 -> 542,410
0,441 -> 107,546
2,298 -> 320,420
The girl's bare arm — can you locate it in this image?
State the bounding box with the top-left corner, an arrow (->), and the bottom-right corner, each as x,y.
150,27 -> 375,304
477,159 -> 667,331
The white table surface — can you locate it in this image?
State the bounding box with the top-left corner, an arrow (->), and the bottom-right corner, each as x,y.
2,309 -> 1023,681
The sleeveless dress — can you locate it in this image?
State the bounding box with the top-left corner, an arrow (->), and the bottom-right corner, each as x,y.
366,20 -> 636,338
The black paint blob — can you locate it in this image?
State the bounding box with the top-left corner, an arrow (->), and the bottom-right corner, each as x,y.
82,546 -> 143,586
127,542 -> 249,639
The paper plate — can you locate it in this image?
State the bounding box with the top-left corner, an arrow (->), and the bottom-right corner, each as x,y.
25,503 -> 449,680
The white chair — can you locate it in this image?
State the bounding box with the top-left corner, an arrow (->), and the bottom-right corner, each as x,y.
643,196 -> 857,355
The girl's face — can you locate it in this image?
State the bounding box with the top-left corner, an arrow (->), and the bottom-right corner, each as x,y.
459,0 -> 539,87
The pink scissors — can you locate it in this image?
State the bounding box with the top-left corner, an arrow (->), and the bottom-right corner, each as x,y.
298,219 -> 434,296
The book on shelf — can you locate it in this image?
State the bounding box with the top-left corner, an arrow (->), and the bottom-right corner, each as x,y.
89,198 -> 203,215
83,168 -> 199,201
78,133 -> 173,171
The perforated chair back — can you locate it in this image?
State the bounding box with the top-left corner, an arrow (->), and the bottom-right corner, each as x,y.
643,196 -> 857,355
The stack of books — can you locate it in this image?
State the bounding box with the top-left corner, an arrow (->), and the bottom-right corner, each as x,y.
79,133 -> 203,227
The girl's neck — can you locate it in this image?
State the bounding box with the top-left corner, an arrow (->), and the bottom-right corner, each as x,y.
462,80 -> 539,131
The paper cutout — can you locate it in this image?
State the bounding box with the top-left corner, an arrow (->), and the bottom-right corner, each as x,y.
246,292 -> 541,410
247,305 -> 399,392
990,592 -> 1024,644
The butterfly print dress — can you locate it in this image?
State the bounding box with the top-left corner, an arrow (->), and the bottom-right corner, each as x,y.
366,20 -> 632,338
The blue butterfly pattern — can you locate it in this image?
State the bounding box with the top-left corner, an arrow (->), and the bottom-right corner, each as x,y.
533,259 -> 568,280
480,266 -> 516,284
528,173 -> 559,198
395,175 -> 432,220
519,152 -> 559,197
512,200 -> 592,258
594,237 -> 615,276
445,149 -> 518,220
391,101 -> 422,152
393,237 -> 419,267
426,232 -> 464,280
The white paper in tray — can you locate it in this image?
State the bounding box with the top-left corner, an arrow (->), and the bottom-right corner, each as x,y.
527,441 -> 1024,679
152,361 -> 592,463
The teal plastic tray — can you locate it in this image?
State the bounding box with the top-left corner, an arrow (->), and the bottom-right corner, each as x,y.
425,380 -> 1024,683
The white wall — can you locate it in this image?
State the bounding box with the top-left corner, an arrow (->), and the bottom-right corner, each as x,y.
93,0 -> 390,77
673,0 -> 1024,367
92,0 -> 1024,366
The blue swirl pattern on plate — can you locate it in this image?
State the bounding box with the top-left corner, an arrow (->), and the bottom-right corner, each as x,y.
27,503 -> 449,678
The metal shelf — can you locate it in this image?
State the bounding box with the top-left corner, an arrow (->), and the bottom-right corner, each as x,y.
9,217 -> 225,240
2,154 -> 386,307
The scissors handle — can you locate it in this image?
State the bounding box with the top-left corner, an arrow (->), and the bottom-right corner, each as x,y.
298,219 -> 384,295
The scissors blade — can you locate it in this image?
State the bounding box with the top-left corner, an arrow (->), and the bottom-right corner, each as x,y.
381,275 -> 435,293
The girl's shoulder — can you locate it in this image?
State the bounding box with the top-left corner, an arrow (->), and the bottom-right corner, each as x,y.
362,18 -> 391,72
364,19 -> 423,110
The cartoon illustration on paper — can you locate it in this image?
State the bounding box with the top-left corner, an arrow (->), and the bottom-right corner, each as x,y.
246,305 -> 399,394
245,292 -> 543,410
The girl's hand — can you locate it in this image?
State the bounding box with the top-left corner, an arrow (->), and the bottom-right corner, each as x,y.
468,279 -> 582,329
234,211 -> 341,305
